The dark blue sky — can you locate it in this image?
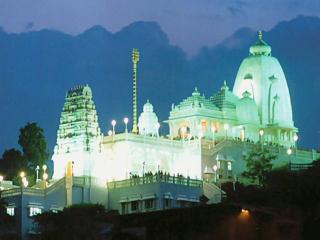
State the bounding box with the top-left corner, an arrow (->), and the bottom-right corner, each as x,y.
1,0 -> 320,55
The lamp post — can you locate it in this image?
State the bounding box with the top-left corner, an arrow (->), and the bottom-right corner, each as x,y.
293,134 -> 298,150
111,120 -> 116,141
20,172 -> 28,188
287,148 -> 292,170
293,134 -> 298,155
35,165 -> 40,182
108,130 -> 112,137
42,164 -> 48,182
259,129 -> 264,151
213,165 -> 218,182
124,117 -> 129,133
142,161 -> 145,183
156,122 -> 160,138
224,123 -> 229,140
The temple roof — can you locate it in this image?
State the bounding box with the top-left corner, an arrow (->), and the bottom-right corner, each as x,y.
67,84 -> 92,98
174,87 -> 218,111
210,81 -> 238,110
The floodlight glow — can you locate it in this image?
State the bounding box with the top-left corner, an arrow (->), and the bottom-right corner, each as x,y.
108,130 -> 112,136
223,123 -> 229,130
213,165 -> 218,171
259,129 -> 264,136
0,175 -> 3,182
287,148 -> 292,155
293,135 -> 298,142
20,171 -> 25,178
42,165 -> 47,171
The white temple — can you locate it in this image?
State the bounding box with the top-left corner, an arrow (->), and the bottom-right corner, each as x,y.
52,32 -> 315,183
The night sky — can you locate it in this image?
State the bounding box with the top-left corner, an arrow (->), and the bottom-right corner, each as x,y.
0,1 -> 320,154
1,0 -> 320,55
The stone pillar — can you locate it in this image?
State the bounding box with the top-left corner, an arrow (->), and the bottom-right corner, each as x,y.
65,161 -> 73,206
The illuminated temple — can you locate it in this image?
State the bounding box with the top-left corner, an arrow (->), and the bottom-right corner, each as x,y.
2,32 -> 319,239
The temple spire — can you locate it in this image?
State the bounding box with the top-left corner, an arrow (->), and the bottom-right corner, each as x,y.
132,48 -> 140,134
258,30 -> 263,41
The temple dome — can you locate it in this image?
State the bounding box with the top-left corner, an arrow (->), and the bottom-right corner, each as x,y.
138,100 -> 159,136
249,31 -> 271,56
143,100 -> 154,112
232,31 -> 294,128
236,91 -> 259,124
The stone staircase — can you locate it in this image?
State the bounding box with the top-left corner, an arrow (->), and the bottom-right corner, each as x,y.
203,181 -> 225,204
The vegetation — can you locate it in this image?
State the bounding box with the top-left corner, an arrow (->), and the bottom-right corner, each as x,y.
223,158 -> 320,239
242,148 -> 276,186
0,122 -> 48,185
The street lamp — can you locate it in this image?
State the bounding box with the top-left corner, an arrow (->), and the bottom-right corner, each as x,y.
20,172 -> 28,188
35,165 -> 40,182
259,129 -> 264,150
108,130 -> 112,136
111,120 -> 116,134
111,120 -> 116,141
293,134 -> 298,148
287,148 -> 292,169
124,117 -> 129,133
42,164 -> 47,172
142,161 -> 146,183
22,178 -> 28,188
224,123 -> 229,140
213,165 -> 218,182
43,164 -> 48,178
156,122 -> 160,138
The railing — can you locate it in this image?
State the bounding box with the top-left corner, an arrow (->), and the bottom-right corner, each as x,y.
289,163 -> 313,171
73,176 -> 85,186
214,139 -> 320,161
0,177 -> 66,198
107,174 -> 202,189
103,133 -> 199,149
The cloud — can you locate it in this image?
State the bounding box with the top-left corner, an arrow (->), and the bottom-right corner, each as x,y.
0,0 -> 320,56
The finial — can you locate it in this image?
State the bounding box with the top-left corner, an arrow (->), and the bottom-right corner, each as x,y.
221,80 -> 229,91
258,30 -> 262,41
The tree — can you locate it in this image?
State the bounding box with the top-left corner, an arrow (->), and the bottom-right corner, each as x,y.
18,122 -> 49,170
242,148 -> 275,186
0,148 -> 25,181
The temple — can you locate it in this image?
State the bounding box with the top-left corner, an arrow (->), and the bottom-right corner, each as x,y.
1,32 -> 319,240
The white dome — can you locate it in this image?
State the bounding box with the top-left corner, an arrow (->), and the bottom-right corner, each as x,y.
143,100 -> 154,112
138,100 -> 159,136
236,91 -> 259,124
233,32 -> 294,128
